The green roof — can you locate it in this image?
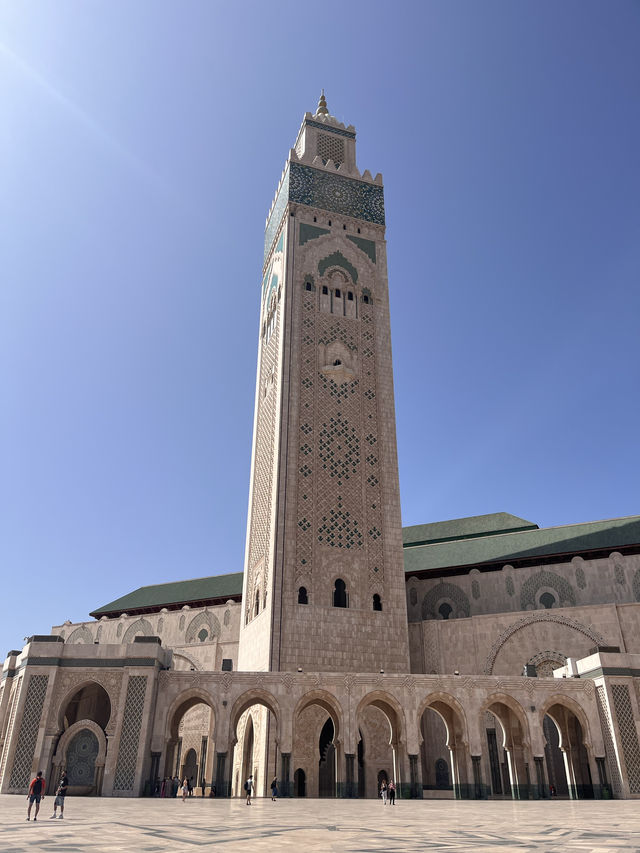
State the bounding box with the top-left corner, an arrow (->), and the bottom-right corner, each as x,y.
403,514 -> 640,576
403,512 -> 538,547
90,572 -> 244,617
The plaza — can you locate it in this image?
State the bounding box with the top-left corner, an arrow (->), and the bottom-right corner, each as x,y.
2,795 -> 640,852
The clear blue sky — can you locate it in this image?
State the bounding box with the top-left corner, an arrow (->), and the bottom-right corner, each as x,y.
2,1 -> 639,655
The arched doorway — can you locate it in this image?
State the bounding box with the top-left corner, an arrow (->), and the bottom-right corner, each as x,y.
292,691 -> 343,798
60,682 -> 111,731
318,717 -> 336,797
544,703 -> 594,798
419,696 -> 468,800
484,698 -> 530,799
294,768 -> 306,797
356,693 -> 404,798
164,691 -> 216,797
230,690 -> 280,799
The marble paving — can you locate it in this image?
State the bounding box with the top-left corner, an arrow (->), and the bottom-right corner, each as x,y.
2,795 -> 640,852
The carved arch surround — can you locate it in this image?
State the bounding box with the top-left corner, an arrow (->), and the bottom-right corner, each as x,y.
483,612 -> 607,674
122,618 -> 154,644
185,611 -> 221,644
51,718 -> 108,768
52,674 -> 120,734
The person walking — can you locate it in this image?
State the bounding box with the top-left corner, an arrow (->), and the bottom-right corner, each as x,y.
188,776 -> 193,797
26,771 -> 46,821
388,779 -> 396,805
270,776 -> 278,801
181,778 -> 188,802
50,770 -> 69,819
245,774 -> 254,805
380,779 -> 387,804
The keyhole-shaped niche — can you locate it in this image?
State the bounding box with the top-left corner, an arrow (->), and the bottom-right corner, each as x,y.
320,341 -> 357,384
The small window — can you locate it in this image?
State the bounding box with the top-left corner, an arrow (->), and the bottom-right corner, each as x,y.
254,589 -> 260,617
322,286 -> 328,295
328,220 -> 332,226
221,659 -> 233,671
333,578 -> 348,608
373,594 -> 382,611
540,592 -> 556,610
333,359 -> 342,366
335,289 -> 341,298
343,224 -> 346,230
305,282 -> 312,291
363,294 -> 370,304
298,586 -> 308,605
438,602 -> 452,620
313,216 -> 317,222
198,628 -> 209,642
347,292 -> 353,301
357,228 -> 361,234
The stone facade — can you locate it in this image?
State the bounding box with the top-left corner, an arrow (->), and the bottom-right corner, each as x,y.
1,96 -> 640,803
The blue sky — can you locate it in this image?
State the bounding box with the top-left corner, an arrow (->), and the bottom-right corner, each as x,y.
2,0 -> 639,655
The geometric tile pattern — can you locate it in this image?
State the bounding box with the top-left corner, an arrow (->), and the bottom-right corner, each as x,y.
113,676 -> 147,792
289,163 -> 385,225
316,132 -> 345,167
612,683 -> 640,794
8,674 -> 49,791
520,570 -> 576,610
421,582 -> 471,621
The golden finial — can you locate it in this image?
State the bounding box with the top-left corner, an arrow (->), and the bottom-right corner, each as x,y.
316,89 -> 329,116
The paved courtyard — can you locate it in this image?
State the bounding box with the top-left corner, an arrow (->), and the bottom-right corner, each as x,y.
2,795 -> 640,852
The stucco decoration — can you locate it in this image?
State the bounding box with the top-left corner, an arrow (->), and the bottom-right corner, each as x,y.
519,571 -> 576,611
122,618 -> 153,645
185,611 -> 221,644
421,582 -> 470,620
527,650 -> 567,677
484,612 -> 606,674
67,625 -> 93,644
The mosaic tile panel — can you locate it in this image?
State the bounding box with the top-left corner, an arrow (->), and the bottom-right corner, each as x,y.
8,675 -> 49,791
289,163 -> 385,225
305,118 -> 356,139
612,684 -> 640,794
264,169 -> 290,264
113,676 -> 147,792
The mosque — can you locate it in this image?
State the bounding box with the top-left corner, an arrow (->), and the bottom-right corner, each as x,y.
2,95 -> 640,801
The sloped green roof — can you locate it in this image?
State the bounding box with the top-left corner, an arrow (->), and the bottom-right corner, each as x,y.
403,515 -> 640,575
403,512 -> 538,547
90,572 -> 244,617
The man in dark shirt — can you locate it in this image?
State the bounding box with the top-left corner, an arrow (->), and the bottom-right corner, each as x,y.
27,771 -> 46,821
51,770 -> 69,819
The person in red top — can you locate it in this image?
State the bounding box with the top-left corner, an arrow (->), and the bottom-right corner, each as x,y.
27,770 -> 46,821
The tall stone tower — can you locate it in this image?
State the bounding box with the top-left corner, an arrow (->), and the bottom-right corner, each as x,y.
238,94 -> 410,673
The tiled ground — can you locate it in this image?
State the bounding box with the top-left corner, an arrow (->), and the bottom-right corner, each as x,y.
2,795 -> 640,852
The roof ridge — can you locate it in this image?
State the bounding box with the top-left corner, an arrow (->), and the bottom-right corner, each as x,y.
130,570 -> 243,593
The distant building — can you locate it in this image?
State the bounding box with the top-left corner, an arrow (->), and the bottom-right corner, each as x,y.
2,96 -> 640,801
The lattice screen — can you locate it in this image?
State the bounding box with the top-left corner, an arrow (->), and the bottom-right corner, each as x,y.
612,684 -> 640,794
113,676 -> 147,791
8,675 -> 49,791
317,133 -> 345,167
596,685 -> 623,794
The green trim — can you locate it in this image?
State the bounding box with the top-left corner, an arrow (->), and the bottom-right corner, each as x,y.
20,657 -> 162,669
318,251 -> 358,283
305,119 -> 356,139
347,235 -> 376,263
299,223 -> 330,245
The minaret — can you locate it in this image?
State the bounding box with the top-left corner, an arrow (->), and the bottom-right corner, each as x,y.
238,95 -> 410,673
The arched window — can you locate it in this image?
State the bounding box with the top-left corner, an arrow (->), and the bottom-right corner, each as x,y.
347,291 -> 354,301
438,602 -> 452,620
540,592 -> 556,609
298,586 -> 308,605
335,289 -> 341,298
254,589 -> 260,617
322,286 -> 328,295
363,294 -> 370,304
198,628 -> 208,642
333,359 -> 342,366
373,594 -> 382,611
333,579 -> 348,608
305,282 -> 312,291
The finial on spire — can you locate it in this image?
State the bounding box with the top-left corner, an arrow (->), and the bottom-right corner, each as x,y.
316,89 -> 329,116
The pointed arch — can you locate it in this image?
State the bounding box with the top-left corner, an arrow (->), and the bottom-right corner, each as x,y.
122,618 -> 153,644
184,611 -> 221,643
66,625 -> 93,644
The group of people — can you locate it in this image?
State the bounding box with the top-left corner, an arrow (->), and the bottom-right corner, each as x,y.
26,769 -> 68,821
243,775 -> 279,804
379,779 -> 397,804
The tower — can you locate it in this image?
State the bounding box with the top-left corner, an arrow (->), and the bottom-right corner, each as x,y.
238,94 -> 410,673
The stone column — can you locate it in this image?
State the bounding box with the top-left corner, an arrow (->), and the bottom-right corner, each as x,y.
280,752 -> 291,797
344,753 -> 355,798
149,752 -> 161,796
533,756 -> 547,799
408,753 -> 422,799
215,751 -> 229,797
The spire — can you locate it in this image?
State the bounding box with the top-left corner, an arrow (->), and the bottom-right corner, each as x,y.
315,89 -> 329,116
